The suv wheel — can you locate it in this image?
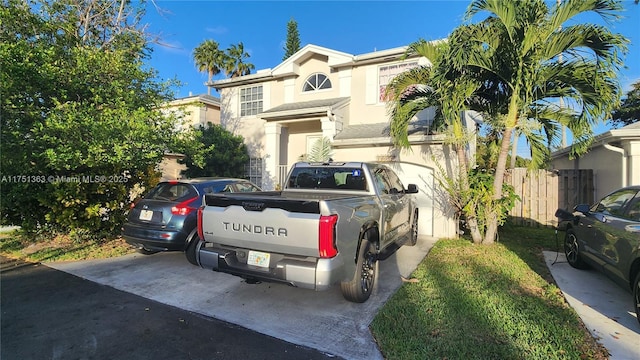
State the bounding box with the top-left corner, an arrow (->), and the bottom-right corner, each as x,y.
634,272 -> 640,325
564,229 -> 588,269
185,229 -> 201,266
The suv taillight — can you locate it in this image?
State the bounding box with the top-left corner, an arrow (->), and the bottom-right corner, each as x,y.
319,215 -> 338,258
171,196 -> 198,216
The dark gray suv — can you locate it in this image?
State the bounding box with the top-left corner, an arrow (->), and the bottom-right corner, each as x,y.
556,185 -> 640,324
122,178 -> 260,255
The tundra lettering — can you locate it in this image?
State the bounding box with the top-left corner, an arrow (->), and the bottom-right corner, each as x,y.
222,222 -> 287,236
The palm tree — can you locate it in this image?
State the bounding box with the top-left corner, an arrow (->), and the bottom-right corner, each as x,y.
454,0 -> 628,243
224,42 -> 255,78
193,39 -> 226,94
384,39 -> 486,243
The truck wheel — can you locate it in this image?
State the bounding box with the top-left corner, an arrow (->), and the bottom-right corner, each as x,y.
407,209 -> 418,246
185,229 -> 201,266
341,234 -> 377,303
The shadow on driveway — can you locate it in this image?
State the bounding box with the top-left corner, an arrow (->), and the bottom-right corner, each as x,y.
0,256 -> 335,360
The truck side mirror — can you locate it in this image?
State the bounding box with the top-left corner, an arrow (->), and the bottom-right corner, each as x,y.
406,184 -> 419,194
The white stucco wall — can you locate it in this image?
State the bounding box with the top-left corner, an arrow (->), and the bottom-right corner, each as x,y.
552,144 -> 628,201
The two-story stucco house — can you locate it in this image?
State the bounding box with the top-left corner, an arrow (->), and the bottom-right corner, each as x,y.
211,44 -> 478,239
159,93 -> 221,180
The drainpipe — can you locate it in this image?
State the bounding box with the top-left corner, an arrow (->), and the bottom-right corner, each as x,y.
603,143 -> 627,188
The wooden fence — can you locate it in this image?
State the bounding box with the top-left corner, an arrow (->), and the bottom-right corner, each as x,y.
505,168 -> 594,227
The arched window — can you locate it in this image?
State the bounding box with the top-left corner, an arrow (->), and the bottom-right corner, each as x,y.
303,73 -> 331,92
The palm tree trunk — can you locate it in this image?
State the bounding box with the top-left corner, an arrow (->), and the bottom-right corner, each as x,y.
455,144 -> 483,243
484,126 -> 514,244
510,132 -> 518,169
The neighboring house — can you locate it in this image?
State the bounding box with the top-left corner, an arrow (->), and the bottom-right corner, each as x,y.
551,121 -> 640,201
165,93 -> 222,129
210,44 -> 478,239
158,93 -> 222,180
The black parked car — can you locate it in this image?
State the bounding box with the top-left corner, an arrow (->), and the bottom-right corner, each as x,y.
122,178 -> 261,257
556,185 -> 640,324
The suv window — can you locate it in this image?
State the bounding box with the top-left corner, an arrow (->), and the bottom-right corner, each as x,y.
591,188 -> 639,217
627,194 -> 640,221
235,182 -> 261,192
146,183 -> 197,202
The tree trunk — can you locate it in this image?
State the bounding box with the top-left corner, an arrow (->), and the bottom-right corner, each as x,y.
456,144 -> 483,244
484,126 -> 514,244
510,131 -> 518,169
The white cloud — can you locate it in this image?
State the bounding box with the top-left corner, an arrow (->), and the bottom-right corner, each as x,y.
206,26 -> 228,35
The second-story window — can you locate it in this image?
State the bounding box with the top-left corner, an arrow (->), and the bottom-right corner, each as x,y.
303,73 -> 331,92
378,61 -> 418,102
240,85 -> 263,116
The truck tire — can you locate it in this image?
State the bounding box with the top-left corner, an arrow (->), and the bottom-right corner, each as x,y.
340,233 -> 377,303
185,229 -> 201,266
407,209 -> 418,246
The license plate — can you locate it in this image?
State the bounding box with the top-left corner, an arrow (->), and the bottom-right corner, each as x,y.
139,210 -> 153,221
247,250 -> 270,268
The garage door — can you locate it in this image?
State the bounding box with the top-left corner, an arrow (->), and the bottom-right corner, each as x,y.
390,163 -> 434,237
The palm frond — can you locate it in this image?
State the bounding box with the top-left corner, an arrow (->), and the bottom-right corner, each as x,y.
549,0 -> 622,32
307,137 -> 333,162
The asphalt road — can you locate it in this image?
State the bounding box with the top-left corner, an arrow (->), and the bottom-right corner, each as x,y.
0,256 -> 335,360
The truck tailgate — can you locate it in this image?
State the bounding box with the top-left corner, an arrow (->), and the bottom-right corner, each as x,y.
201,194 -> 322,257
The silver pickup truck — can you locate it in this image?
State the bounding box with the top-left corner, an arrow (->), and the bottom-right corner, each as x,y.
188,162 -> 419,302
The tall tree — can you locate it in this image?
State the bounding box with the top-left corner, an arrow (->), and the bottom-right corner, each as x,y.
283,18 -> 301,60
193,39 -> 226,94
179,123 -> 249,178
455,0 -> 628,243
610,80 -> 640,127
0,0 -> 178,236
224,42 -> 255,78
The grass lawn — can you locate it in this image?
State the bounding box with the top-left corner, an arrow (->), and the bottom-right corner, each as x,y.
0,229 -> 133,263
371,224 -> 608,360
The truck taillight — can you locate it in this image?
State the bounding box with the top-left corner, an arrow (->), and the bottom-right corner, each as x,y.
197,206 -> 204,241
171,196 -> 198,216
319,215 -> 338,258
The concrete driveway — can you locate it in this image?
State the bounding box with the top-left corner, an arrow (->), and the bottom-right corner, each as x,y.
543,251 -> 640,360
47,236 -> 437,360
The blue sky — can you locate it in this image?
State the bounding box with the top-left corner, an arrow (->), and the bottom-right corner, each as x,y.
143,0 -> 640,155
